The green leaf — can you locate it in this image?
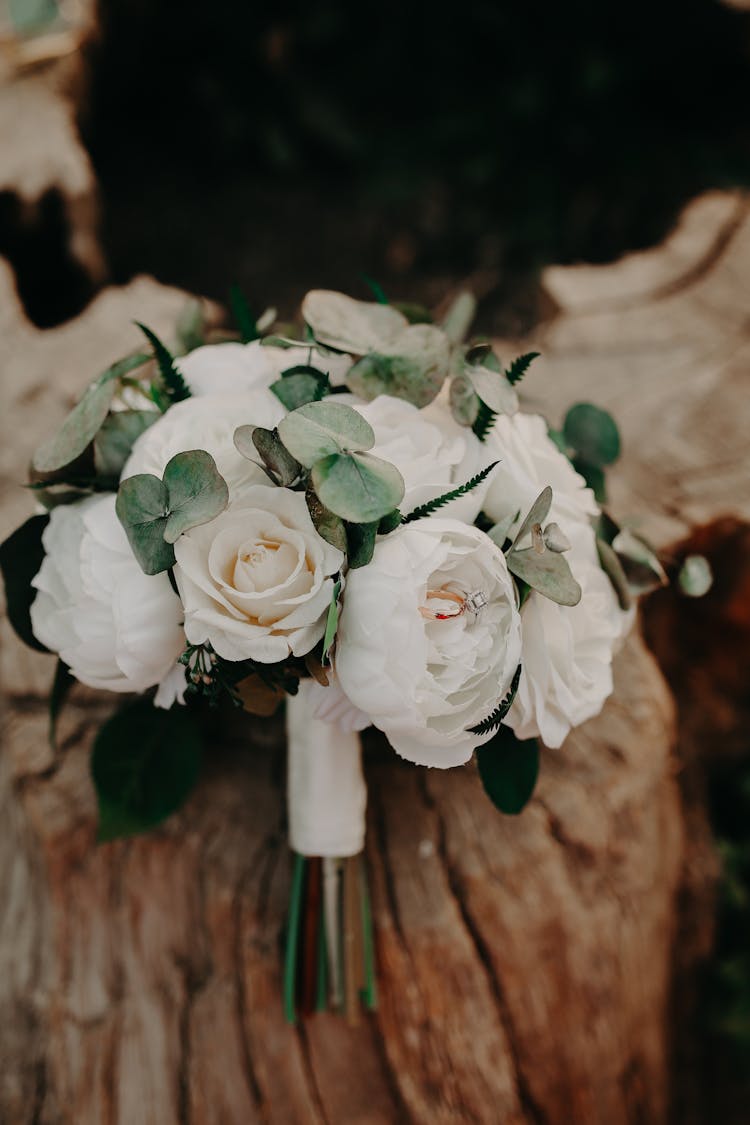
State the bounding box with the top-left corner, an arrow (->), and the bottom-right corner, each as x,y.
91,698 -> 202,841
465,364 -> 518,415
596,538 -> 632,611
611,528 -> 668,595
392,301 -> 432,325
678,555 -> 713,598
32,352 -> 150,474
234,425 -> 302,487
361,275 -> 388,304
305,489 -> 348,552
94,410 -> 158,477
440,291 -> 476,345
345,520 -> 378,568
468,665 -> 522,735
487,512 -> 517,551
162,450 -> 229,543
449,373 -> 480,427
49,659 -> 72,749
115,474 -> 174,575
278,401 -> 375,468
312,452 -> 405,524
322,578 -> 342,664
403,462 -> 499,524
547,427 -> 568,454
472,399 -> 498,442
476,727 -> 539,815
270,371 -> 329,410
572,456 -> 607,503
136,323 -> 190,405
507,546 -> 582,607
229,284 -> 259,343
377,509 -> 402,535
175,298 -> 206,353
346,324 -> 450,408
0,515 -> 50,651
505,352 -> 540,386
563,403 -> 621,467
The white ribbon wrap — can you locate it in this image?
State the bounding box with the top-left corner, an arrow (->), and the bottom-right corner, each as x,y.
286,680 -> 366,857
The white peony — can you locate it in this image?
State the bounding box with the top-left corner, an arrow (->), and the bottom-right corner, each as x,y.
477,412 -> 629,748
121,391 -> 284,501
173,485 -> 343,663
30,494 -> 184,694
336,519 -> 522,768
178,340 -> 352,397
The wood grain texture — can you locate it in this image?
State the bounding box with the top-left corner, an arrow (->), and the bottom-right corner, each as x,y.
3,185 -> 750,1121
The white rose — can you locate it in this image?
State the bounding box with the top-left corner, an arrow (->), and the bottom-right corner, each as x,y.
336,520 -> 522,768
122,391 -> 284,501
174,485 -> 343,663
30,494 -> 184,694
179,341 -> 352,397
506,524 -> 625,748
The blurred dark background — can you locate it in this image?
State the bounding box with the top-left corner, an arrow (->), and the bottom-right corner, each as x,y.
77,0 -> 750,333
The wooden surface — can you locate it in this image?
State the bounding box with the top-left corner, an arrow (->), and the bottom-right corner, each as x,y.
2,187 -> 750,1121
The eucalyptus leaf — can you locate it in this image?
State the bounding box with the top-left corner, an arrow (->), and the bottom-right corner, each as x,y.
312,452 -> 405,524
345,520 -> 378,569
377,509 -> 402,535
92,698 -> 202,841
507,546 -> 582,606
270,372 -> 327,410
0,514 -> 50,652
678,554 -> 713,598
115,474 -> 174,575
346,324 -> 450,408
611,528 -> 668,594
465,363 -> 518,415
572,456 -> 607,503
510,487 -> 553,551
476,728 -> 539,816
305,489 -> 348,552
322,578 -> 342,663
94,410 -> 158,477
32,352 -> 150,474
440,291 -> 476,345
596,538 -> 633,611
278,401 -> 375,468
302,289 -> 407,353
564,403 -> 621,467
449,373 -> 480,426
234,425 -> 302,486
162,450 -> 229,544
488,512 -> 516,550
543,523 -> 570,553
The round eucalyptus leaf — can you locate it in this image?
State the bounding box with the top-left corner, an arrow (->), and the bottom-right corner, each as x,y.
94,410 -> 158,477
312,452 -> 405,524
302,289 -> 407,353
563,403 -> 621,467
678,554 -> 713,598
449,373 -> 480,426
278,401 -> 375,468
346,324 -> 450,408
115,473 -> 173,575
270,372 -> 326,411
465,364 -> 518,415
162,450 -> 229,543
476,726 -> 539,816
507,546 -> 582,607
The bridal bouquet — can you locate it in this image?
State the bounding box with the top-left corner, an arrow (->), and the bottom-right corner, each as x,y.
1,287 -> 704,1022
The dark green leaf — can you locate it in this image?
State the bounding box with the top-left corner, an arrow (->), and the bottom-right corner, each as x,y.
270,371 -> 329,410
49,659 -> 73,748
305,489 -> 347,552
234,425 -> 302,486
564,403 -> 621,467
468,665 -> 522,735
136,323 -> 190,404
505,352 -> 540,386
392,301 -> 433,324
573,456 -> 607,503
476,727 -> 539,815
0,515 -> 50,651
361,275 -> 388,304
377,509 -> 402,535
472,398 -> 498,442
596,538 -> 632,611
229,284 -> 259,343
345,520 -> 378,568
32,352 -> 150,474
92,698 -> 202,841
404,462 -> 498,524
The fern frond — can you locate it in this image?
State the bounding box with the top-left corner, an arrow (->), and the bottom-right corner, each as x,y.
403,461 -> 499,524
136,323 -> 190,404
505,351 -> 540,386
468,665 -> 522,735
472,398 -> 498,441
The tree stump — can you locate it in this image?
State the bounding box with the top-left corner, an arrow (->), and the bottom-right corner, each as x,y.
3,188 -> 750,1122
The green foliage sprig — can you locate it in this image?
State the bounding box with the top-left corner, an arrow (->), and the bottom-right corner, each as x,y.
468,664 -> 522,735
403,462 -> 498,524
505,351 -> 540,386
472,399 -> 498,441
136,323 -> 191,406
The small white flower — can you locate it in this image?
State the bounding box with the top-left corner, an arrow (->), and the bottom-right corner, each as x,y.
122,391 -> 284,501
336,519 -> 522,768
30,495 -> 184,694
174,486 -> 343,663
